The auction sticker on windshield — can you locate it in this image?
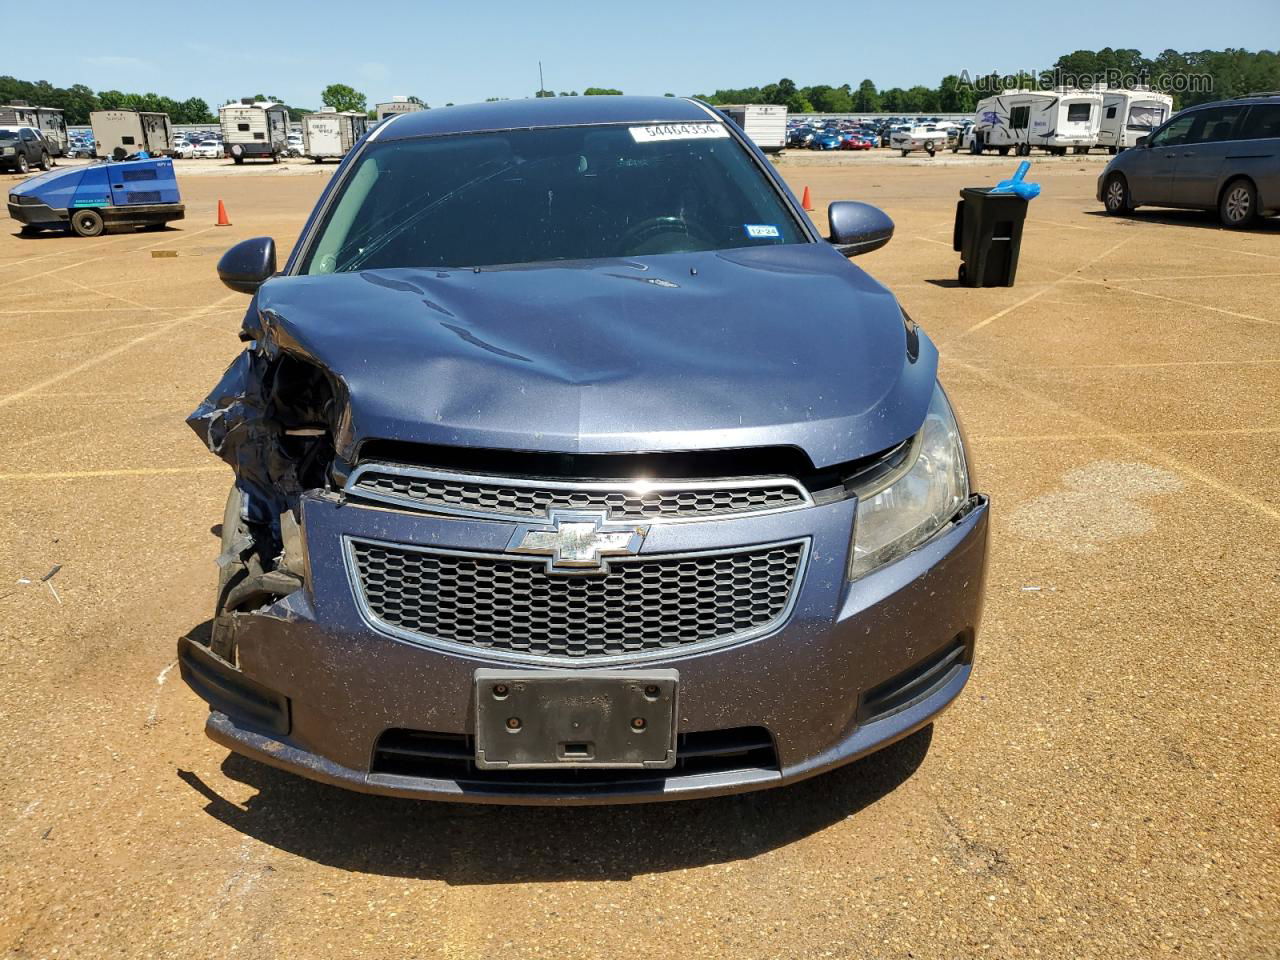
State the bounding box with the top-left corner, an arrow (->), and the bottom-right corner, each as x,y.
629,123 -> 730,143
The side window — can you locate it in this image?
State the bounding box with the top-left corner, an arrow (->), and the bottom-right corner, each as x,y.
1239,104 -> 1280,140
1149,113 -> 1196,147
1184,106 -> 1246,144
21,129 -> 36,141
1010,105 -> 1029,130
1106,106 -> 1117,119
122,135 -> 135,145
237,123 -> 250,132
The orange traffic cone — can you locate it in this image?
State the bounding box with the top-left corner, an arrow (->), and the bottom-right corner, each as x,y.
801,186 -> 814,211
215,200 -> 231,226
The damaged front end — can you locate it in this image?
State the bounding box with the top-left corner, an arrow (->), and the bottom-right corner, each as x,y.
187,304 -> 345,660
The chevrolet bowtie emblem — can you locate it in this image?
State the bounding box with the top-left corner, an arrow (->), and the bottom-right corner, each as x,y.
507,511 -> 647,573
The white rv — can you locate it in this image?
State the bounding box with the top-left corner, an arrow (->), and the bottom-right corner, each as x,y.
719,104 -> 787,153
969,89 -> 1103,156
375,97 -> 425,122
301,108 -> 368,162
219,99 -> 290,163
90,110 -> 174,158
1097,88 -> 1174,153
0,103 -> 68,156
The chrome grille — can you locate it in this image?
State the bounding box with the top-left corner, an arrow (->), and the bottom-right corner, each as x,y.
346,465 -> 809,522
348,538 -> 807,662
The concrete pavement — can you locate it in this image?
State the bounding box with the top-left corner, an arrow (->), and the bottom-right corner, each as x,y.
0,157 -> 1275,959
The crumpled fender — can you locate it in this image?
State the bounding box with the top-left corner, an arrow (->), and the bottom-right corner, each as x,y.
187,301 -> 343,527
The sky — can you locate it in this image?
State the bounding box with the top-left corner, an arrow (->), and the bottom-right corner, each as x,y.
6,0 -> 1278,110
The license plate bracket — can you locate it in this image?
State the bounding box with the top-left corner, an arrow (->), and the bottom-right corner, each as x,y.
474,669 -> 678,770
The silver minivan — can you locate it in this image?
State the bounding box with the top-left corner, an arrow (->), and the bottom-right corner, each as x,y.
1099,94 -> 1280,228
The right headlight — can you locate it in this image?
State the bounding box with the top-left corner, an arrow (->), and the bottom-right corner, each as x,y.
848,383 -> 970,580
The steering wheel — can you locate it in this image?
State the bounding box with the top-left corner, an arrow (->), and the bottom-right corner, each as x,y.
618,216 -> 715,255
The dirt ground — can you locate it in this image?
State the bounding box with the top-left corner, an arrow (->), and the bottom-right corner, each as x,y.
1,154 -> 1277,960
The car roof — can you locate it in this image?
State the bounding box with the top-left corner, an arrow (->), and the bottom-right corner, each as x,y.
375,96 -> 717,141
1190,93 -> 1280,110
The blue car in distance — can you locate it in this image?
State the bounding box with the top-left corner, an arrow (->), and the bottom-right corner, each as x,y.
809,131 -> 843,150
182,96 -> 988,805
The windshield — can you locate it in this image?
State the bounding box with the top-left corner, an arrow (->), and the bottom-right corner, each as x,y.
0,129 -> 18,142
300,122 -> 806,274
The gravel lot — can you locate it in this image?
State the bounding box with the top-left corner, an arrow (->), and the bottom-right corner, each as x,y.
1,154 -> 1277,959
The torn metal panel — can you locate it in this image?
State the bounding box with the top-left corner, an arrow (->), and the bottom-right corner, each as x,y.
188,348 -> 280,523
187,309 -> 343,529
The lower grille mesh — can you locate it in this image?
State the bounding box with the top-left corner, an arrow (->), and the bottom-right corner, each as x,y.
350,539 -> 805,660
371,726 -> 779,786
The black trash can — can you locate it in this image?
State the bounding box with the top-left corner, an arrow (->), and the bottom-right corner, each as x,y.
952,187 -> 1029,287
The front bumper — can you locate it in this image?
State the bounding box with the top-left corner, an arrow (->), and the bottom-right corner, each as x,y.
7,199 -> 65,226
182,491 -> 989,804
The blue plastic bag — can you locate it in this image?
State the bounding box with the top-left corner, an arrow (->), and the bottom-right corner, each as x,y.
990,161 -> 1041,200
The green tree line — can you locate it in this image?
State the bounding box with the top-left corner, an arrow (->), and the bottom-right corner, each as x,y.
4,48 -> 1275,127
696,48 -> 1280,113
0,76 -> 215,124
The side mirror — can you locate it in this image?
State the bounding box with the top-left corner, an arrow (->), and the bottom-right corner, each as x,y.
827,201 -> 894,257
218,237 -> 277,294
1136,135 -> 1149,147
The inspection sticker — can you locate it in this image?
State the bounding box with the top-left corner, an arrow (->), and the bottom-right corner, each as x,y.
629,123 -> 730,143
745,224 -> 781,238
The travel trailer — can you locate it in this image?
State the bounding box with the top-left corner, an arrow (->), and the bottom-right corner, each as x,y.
90,110 -> 174,158
301,108 -> 368,161
0,102 -> 68,156
1097,88 -> 1174,153
375,97 -> 425,122
891,122 -> 958,156
219,100 -> 290,163
719,104 -> 787,153
969,89 -> 1103,155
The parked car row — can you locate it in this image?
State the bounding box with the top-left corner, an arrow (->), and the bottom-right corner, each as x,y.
168,134 -> 225,159
785,116 -> 973,155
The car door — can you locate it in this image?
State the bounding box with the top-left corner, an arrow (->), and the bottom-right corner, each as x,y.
19,127 -> 41,164
1232,103 -> 1280,211
1124,112 -> 1198,205
1170,104 -> 1248,208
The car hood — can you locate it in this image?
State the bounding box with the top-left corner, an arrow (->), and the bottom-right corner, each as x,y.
249,243 -> 936,470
